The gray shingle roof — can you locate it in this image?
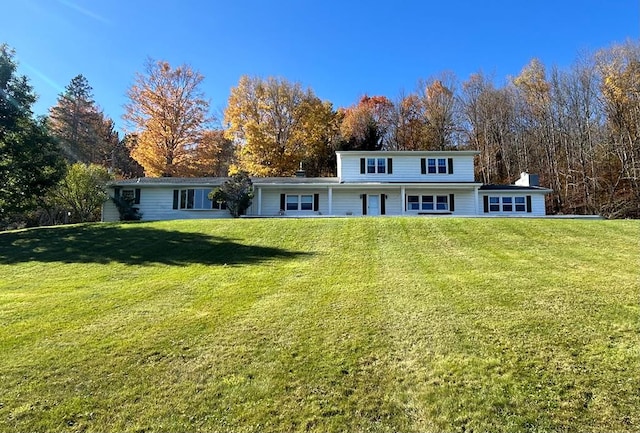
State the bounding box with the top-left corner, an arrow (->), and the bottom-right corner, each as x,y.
479,184 -> 549,191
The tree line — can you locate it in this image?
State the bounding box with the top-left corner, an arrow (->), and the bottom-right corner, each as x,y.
1,40 -> 639,228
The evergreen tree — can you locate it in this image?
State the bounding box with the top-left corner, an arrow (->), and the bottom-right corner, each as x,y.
0,44 -> 65,223
49,74 -> 113,164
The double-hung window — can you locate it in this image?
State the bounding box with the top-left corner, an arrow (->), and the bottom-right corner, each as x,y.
424,158 -> 452,174
367,158 -> 386,174
286,194 -> 314,211
427,159 -> 437,173
489,196 -> 500,212
487,196 -> 527,212
360,157 -> 393,175
406,195 -> 449,211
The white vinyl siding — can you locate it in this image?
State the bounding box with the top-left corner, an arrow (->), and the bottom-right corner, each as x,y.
337,152 -> 475,183
105,187 -> 231,221
479,193 -> 547,216
101,199 -> 120,222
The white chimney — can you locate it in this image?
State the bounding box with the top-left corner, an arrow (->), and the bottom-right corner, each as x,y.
515,172 -> 539,187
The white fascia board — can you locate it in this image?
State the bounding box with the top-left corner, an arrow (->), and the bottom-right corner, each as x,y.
335,182 -> 483,189
479,187 -> 553,194
335,150 -> 481,157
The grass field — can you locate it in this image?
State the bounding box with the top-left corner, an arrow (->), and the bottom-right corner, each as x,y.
0,217 -> 638,432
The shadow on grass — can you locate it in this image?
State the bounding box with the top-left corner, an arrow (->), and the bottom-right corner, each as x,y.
0,224 -> 310,266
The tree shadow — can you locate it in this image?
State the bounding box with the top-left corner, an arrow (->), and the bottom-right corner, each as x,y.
0,224 -> 311,266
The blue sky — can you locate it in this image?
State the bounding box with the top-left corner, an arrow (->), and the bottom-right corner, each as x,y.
2,0 -> 637,133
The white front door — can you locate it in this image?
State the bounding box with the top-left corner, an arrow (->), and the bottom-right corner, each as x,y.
368,194 -> 380,216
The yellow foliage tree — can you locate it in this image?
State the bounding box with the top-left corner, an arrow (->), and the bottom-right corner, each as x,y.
123,59 -> 211,177
225,76 -> 336,177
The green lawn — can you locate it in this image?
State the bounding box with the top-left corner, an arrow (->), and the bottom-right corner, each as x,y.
0,218 -> 638,432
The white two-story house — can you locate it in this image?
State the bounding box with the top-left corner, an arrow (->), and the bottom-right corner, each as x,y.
102,150 -> 551,221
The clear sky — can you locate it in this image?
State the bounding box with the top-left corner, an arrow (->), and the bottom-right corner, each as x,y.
2,0 -> 637,134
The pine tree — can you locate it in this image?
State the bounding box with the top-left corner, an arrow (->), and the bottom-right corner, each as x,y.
0,44 -> 65,222
49,74 -> 112,163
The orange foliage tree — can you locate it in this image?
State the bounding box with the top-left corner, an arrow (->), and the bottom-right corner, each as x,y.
123,59 -> 211,177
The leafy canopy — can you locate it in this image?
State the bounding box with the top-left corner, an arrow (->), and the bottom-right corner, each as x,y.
123,59 -> 211,177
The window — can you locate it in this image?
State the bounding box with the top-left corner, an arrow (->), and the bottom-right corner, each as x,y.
366,158 -> 387,174
286,195 -> 298,210
300,195 -> 313,210
361,157 -> 392,174
174,188 -> 225,210
437,158 -> 447,174
122,189 -> 135,203
286,194 -> 315,211
422,195 -> 434,210
425,158 -> 450,174
427,158 -> 437,174
436,195 -> 448,210
502,196 -> 513,212
406,195 -> 448,211
407,195 -> 419,210
487,196 -> 527,212
367,158 -> 376,173
489,196 -> 500,212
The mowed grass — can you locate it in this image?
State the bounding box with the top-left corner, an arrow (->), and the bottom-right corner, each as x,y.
0,218 -> 638,432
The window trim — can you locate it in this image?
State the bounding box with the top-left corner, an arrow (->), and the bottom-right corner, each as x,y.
422,157 -> 454,175
360,158 -> 392,174
406,194 -> 449,212
485,195 -> 529,213
283,193 -> 319,212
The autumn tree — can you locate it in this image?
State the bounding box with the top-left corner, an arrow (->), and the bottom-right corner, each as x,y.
124,59 -> 211,177
460,72 -> 516,184
419,73 -> 460,150
187,129 -> 235,177
111,133 -> 145,179
339,95 -> 394,150
225,76 -> 336,176
389,92 -> 429,150
512,58 -> 568,212
596,42 -> 640,217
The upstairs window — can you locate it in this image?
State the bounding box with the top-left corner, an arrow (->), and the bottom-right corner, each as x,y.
422,158 -> 453,175
427,159 -> 436,173
367,158 -> 376,173
361,158 -> 392,174
437,158 -> 447,174
367,158 -> 386,174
